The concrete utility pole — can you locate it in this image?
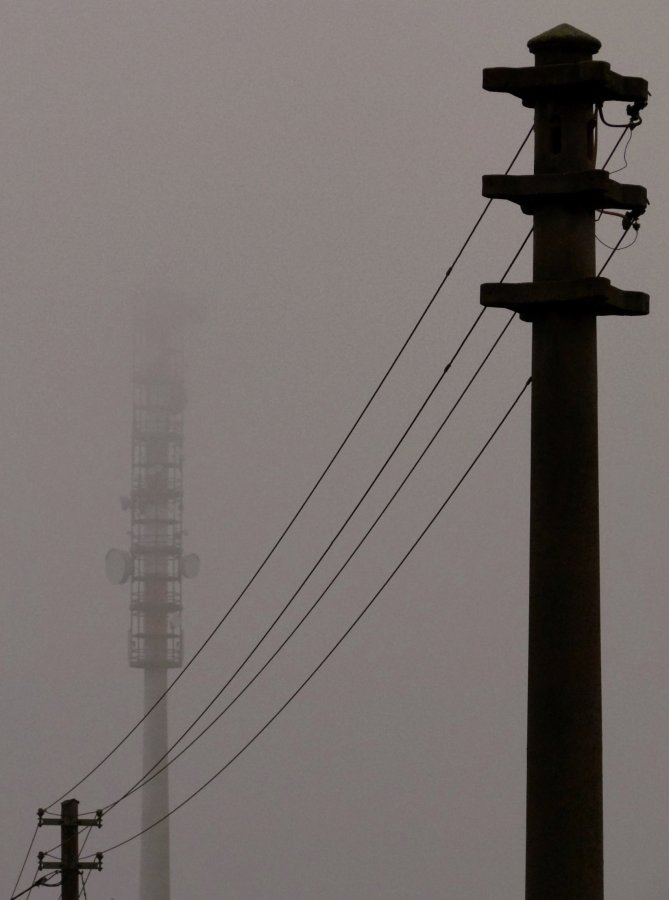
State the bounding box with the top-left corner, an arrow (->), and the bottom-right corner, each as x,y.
481,24 -> 648,900
37,800 -> 103,900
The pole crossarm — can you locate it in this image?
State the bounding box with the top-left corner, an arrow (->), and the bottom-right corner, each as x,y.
37,856 -> 103,872
482,170 -> 647,214
483,60 -> 648,108
38,809 -> 103,829
482,277 -> 648,320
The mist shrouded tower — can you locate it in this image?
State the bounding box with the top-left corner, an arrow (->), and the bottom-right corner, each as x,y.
107,308 -> 198,900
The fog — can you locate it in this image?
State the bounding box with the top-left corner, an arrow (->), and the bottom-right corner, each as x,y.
2,3 -> 668,898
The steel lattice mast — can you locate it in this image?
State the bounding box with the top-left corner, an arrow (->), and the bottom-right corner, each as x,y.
107,309 -> 198,900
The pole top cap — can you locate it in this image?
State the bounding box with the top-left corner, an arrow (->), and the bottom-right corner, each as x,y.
528,23 -> 601,59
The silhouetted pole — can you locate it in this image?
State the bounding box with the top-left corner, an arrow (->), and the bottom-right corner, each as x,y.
481,24 -> 648,900
37,800 -> 103,900
61,799 -> 81,900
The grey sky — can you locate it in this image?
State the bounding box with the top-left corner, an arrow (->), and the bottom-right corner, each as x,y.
1,2 -> 668,898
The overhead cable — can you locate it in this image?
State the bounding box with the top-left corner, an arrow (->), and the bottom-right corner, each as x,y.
9,871 -> 59,900
107,307 -> 519,812
88,374 -> 532,858
98,225 -> 532,813
597,212 -> 642,276
9,825 -> 39,900
43,125 -> 534,812
598,98 -> 644,171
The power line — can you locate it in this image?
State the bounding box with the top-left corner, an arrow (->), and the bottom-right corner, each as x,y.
9,872 -> 59,900
43,125 -> 534,812
10,825 -> 39,900
68,226 -> 531,839
594,106 -> 642,264
78,871 -> 90,900
595,226 -> 639,253
108,307 -> 519,812
597,212 -> 642,276
598,98 -> 644,170
42,225 -> 534,854
101,227 -> 531,813
90,374 -> 531,857
606,129 -> 634,176
601,124 -> 630,170
76,827 -> 95,897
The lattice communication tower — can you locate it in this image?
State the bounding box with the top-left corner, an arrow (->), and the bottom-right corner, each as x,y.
106,311 -> 198,900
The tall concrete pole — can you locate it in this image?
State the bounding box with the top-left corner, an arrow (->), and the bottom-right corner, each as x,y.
481,24 -> 648,900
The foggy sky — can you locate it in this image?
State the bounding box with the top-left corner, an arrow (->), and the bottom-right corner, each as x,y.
2,3 -> 668,898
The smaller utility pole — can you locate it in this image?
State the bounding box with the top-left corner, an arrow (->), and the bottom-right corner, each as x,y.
37,800 -> 103,900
